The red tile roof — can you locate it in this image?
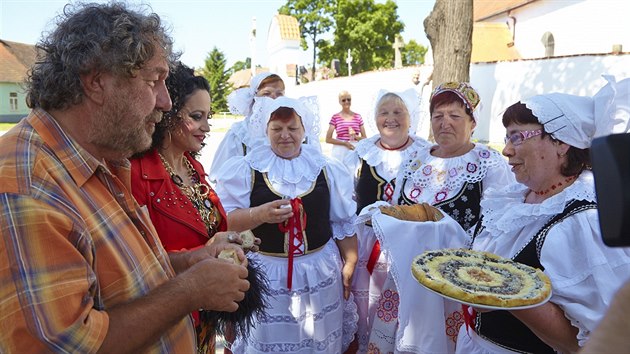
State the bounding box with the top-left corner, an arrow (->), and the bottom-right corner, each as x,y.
473,0 -> 538,21
275,14 -> 300,41
0,40 -> 37,83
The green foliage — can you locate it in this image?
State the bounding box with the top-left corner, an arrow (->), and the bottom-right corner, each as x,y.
279,0 -> 335,77
200,47 -> 233,113
401,39 -> 428,66
319,0 -> 404,75
231,57 -> 251,74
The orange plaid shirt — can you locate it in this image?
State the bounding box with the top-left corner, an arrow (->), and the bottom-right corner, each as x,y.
0,109 -> 196,353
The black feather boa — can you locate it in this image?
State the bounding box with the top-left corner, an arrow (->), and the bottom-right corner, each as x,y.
198,257 -> 271,349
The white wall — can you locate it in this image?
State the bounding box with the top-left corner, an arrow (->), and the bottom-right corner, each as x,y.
267,17 -> 301,88
287,66 -> 434,140
485,0 -> 630,58
290,53 -> 630,144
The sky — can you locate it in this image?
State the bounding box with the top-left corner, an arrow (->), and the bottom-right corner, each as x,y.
0,0 -> 435,70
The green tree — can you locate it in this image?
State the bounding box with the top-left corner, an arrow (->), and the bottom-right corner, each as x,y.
401,39 -> 428,66
279,0 -> 335,80
319,0 -> 404,75
200,47 -> 232,113
230,57 -> 251,74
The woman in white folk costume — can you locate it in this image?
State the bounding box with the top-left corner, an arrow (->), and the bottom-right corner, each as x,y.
456,75 -> 630,353
209,72 -> 285,183
344,89 -> 430,352
215,96 -> 358,353
356,82 -> 514,353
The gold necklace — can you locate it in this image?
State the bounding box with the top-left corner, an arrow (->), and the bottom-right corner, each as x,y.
158,153 -> 220,236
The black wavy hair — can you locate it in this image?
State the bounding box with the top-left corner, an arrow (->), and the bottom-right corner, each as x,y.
147,61 -> 210,154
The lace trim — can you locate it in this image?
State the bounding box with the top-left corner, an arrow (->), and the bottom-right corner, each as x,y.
227,72 -> 275,116
354,135 -> 428,167
332,217 -> 358,239
480,170 -> 596,235
342,295 -> 359,351
245,144 -> 327,184
402,144 -> 505,193
247,96 -> 321,150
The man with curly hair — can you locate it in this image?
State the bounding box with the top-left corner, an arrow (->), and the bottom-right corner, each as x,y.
0,3 -> 249,353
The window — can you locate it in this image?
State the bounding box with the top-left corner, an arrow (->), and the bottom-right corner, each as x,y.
541,32 -> 555,57
9,92 -> 18,111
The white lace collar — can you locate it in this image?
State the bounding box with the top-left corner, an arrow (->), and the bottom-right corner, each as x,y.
354,134 -> 428,166
244,143 -> 327,184
402,143 -> 505,191
480,170 -> 596,235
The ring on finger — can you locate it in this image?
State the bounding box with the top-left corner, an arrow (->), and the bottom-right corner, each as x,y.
227,233 -> 235,242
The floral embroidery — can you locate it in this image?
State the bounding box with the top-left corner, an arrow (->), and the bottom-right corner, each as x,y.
408,159 -> 422,171
367,342 -> 393,354
376,289 -> 399,323
435,190 -> 448,202
449,167 -> 458,177
479,149 -> 490,158
466,162 -> 478,173
445,310 -> 465,343
409,187 -> 422,202
422,165 -> 432,176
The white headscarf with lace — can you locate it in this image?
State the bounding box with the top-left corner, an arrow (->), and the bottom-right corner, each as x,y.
227,72 -> 276,117
247,95 -> 322,151
523,75 -> 630,149
365,88 -> 422,136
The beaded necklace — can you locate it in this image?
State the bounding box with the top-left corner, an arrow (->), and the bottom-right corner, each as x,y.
158,153 -> 220,235
379,137 -> 410,151
533,175 -> 577,196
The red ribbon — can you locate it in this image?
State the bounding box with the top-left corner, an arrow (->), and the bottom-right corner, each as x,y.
366,241 -> 381,274
462,304 -> 476,333
277,197 -> 306,290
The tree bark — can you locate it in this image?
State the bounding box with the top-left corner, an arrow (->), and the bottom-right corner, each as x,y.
424,0 -> 473,89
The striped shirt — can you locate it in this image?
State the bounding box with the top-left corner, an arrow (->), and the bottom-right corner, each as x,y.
0,109 -> 196,353
329,113 -> 364,141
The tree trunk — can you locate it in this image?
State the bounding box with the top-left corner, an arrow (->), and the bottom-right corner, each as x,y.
312,29 -> 317,81
424,0 -> 473,89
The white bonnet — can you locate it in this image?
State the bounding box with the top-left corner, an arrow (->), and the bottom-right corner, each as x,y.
523,75 -> 630,149
366,88 -> 422,135
248,95 -> 321,146
226,72 -> 276,116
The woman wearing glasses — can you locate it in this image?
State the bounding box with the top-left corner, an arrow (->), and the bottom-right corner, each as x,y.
356,82 -> 514,353
456,76 -> 630,353
326,90 -> 367,161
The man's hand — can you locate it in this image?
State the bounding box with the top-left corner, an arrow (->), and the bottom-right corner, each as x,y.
183,257 -> 250,312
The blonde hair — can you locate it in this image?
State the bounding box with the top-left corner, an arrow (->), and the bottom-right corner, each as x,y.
338,90 -> 351,99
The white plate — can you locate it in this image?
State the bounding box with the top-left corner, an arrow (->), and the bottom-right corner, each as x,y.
417,281 -> 552,311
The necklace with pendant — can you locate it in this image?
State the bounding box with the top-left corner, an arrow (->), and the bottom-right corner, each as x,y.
159,153 -> 220,236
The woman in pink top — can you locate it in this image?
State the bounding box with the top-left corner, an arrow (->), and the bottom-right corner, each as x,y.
326,90 -> 367,161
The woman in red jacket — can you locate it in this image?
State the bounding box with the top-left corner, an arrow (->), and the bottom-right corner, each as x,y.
130,61 -> 238,353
